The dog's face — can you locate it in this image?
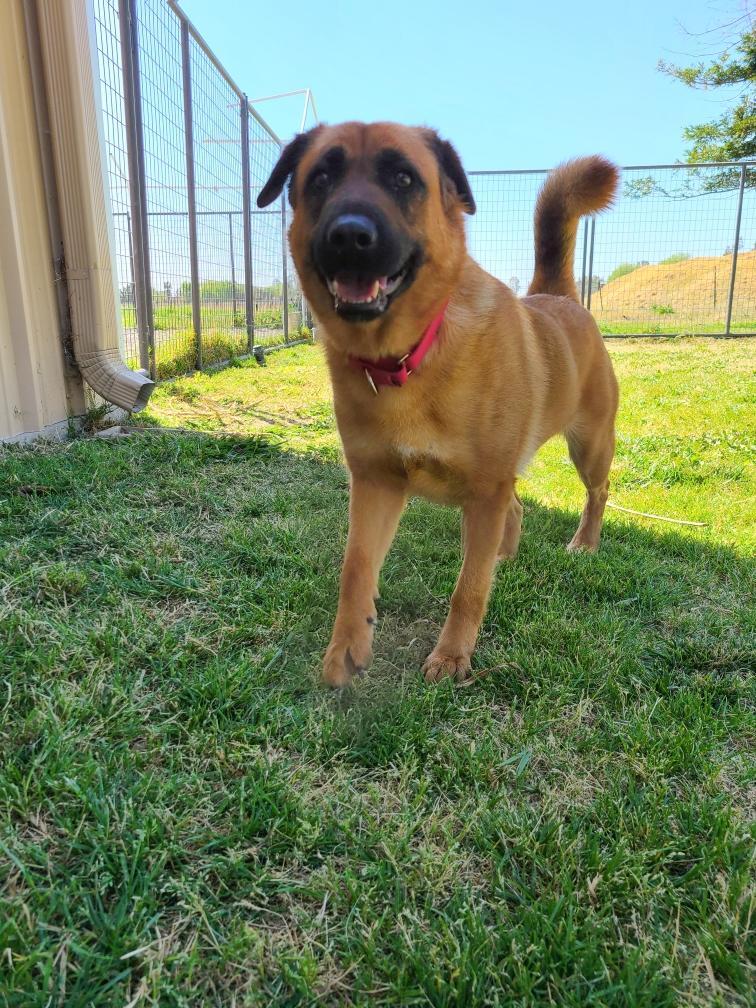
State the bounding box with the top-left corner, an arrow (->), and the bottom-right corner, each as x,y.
258,122 -> 475,345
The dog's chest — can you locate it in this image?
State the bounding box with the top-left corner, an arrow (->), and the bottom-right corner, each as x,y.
386,415 -> 467,502
383,404 -> 443,460
393,431 -> 441,463
340,390 -> 471,502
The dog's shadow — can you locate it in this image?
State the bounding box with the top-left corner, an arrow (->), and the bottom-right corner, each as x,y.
125,434 -> 748,758
228,443 -> 752,750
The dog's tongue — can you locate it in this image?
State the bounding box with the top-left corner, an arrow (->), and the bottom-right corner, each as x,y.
334,274 -> 385,303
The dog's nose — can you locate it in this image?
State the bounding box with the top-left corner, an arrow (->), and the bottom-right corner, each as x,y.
325,214 -> 378,253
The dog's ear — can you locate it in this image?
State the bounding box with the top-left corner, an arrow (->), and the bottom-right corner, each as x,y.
424,131 -> 476,215
257,127 -> 321,209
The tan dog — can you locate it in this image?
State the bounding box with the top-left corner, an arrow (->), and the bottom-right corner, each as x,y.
258,123 -> 619,687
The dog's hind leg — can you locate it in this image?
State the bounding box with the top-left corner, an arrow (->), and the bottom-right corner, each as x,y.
565,346 -> 618,553
498,491 -> 524,559
565,417 -> 615,553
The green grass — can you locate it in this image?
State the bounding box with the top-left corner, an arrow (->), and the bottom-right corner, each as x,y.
121,306 -> 309,380
599,319 -> 756,336
124,329 -> 304,382
606,262 -> 642,284
1,339 -> 754,1006
659,254 -> 691,265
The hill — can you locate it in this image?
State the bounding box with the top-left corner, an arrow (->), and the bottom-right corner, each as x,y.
589,249 -> 756,334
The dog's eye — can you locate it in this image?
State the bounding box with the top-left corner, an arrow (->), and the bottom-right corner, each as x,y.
312,170 -> 330,191
395,170 -> 413,189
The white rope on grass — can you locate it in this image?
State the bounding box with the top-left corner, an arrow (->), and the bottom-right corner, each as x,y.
606,500 -> 708,527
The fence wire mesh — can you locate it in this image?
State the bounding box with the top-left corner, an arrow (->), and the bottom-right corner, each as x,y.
93,0 -> 137,363
469,163 -> 755,336
94,2 -> 754,386
136,1 -> 190,374
189,32 -> 247,367
93,0 -> 302,381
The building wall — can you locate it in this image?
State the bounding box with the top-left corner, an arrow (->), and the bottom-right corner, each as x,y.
0,0 -> 84,442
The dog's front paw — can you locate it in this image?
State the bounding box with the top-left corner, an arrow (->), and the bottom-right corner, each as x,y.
566,534 -> 599,553
422,649 -> 472,684
322,633 -> 372,689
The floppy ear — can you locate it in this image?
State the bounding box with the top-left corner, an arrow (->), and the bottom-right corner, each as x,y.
257,127 -> 320,208
425,132 -> 476,215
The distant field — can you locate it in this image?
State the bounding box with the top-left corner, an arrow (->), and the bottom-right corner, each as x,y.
593,250 -> 756,335
121,254 -> 756,376
121,304 -> 290,332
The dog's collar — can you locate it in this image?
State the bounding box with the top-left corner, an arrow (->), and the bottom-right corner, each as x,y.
348,301 -> 448,394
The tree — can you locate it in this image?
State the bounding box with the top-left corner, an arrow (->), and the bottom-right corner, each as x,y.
659,12 -> 755,191
199,280 -> 240,302
607,262 -> 641,284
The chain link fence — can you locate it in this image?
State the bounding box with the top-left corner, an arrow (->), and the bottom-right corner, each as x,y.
469,163 -> 755,336
93,0 -> 308,382
93,3 -> 754,386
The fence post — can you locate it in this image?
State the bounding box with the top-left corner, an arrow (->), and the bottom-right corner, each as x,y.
585,216 -> 596,312
125,210 -> 135,311
119,0 -> 154,377
725,163 -> 747,336
580,217 -> 589,305
180,18 -> 202,369
281,189 -> 289,343
229,213 -> 237,322
240,95 -> 256,358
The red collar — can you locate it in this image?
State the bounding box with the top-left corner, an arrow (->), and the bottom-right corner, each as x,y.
349,301 -> 448,393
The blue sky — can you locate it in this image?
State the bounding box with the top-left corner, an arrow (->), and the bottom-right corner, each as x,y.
178,0 -> 745,170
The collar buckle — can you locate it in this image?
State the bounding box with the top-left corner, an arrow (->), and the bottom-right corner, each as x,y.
350,300 -> 448,393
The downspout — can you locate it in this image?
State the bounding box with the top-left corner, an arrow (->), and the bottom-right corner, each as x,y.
25,0 -> 153,413
21,0 -> 82,421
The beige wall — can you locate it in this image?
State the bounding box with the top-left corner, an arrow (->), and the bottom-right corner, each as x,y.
0,0 -> 84,442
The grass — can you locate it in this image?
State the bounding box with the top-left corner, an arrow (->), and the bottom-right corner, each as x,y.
1,338 -> 754,1006
124,329 -> 309,382
121,305 -> 308,380
598,319 -> 756,336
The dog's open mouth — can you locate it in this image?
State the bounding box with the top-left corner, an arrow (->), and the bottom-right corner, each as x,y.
323,255 -> 417,319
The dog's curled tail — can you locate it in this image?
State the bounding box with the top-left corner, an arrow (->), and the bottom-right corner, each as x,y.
527,156 -> 619,301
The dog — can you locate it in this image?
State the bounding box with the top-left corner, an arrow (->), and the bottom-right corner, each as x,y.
257,122 -> 619,687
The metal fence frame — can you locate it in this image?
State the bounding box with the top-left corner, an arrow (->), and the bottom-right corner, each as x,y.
101,0 -> 309,381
